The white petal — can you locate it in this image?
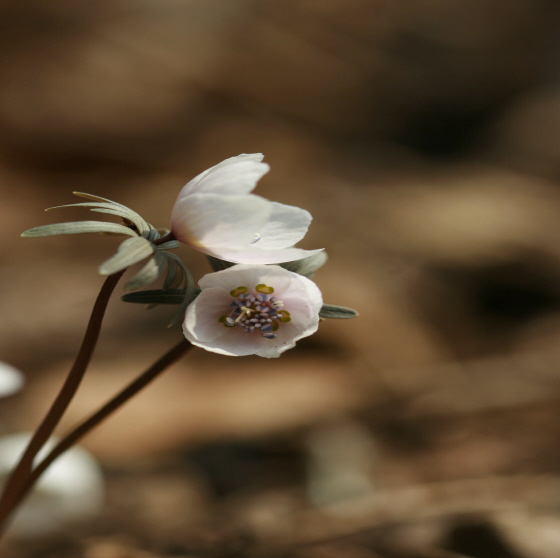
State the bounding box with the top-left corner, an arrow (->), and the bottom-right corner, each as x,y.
189,265 -> 323,358
183,286 -> 279,356
0,361 -> 24,397
213,246 -> 324,265
183,287 -> 233,343
255,324 -> 307,358
177,154 -> 269,198
256,202 -> 313,249
0,433 -> 104,535
183,290 -> 268,357
195,326 -> 268,357
199,264 -> 294,292
274,274 -> 323,339
171,193 -> 272,251
252,297 -> 321,358
291,273 -> 324,316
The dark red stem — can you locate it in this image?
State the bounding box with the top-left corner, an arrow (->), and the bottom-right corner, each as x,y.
0,271 -> 124,532
2,338 -> 191,536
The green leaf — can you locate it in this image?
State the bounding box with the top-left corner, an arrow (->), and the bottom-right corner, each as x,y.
121,289 -> 188,305
146,228 -> 161,242
75,192 -> 151,235
21,221 -> 137,238
158,240 -> 180,250
319,304 -> 358,319
165,254 -> 196,327
280,251 -> 328,278
89,208 -> 150,236
121,251 -> 198,326
163,256 -> 179,290
125,249 -> 167,291
72,192 -> 116,204
98,236 -> 154,276
50,196 -> 151,236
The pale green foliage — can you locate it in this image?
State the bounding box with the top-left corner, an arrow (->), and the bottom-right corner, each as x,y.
22,191 -> 357,328
21,193 -> 187,302
279,251 -> 328,278
21,221 -> 137,238
319,305 -> 358,319
98,237 -> 155,276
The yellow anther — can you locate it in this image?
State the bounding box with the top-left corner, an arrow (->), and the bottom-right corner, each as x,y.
278,310 -> 291,322
230,286 -> 247,297
256,284 -> 274,294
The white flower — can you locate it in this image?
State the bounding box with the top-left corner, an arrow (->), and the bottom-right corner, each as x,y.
0,362 -> 24,398
183,264 -> 323,358
0,433 -> 104,536
171,154 -> 323,264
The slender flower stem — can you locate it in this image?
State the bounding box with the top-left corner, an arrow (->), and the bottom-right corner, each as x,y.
0,271 -> 124,531
1,338 -> 192,537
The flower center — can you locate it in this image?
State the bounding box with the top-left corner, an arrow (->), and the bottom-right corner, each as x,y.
219,284 -> 291,339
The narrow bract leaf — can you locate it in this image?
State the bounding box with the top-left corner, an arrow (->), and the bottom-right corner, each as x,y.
168,298 -> 193,326
89,208 -> 149,236
89,208 -> 132,218
73,192 -> 116,203
98,236 -> 154,276
124,249 -> 167,291
164,253 -> 197,326
21,221 -> 137,238
163,256 -> 179,290
51,197 -> 151,236
121,251 -> 198,325
280,251 -> 328,278
319,304 -> 358,319
158,240 -> 180,250
147,228 -> 162,243
121,289 -> 187,305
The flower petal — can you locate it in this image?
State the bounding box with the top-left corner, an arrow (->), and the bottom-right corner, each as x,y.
255,202 -> 313,249
0,362 -> 24,397
183,287 -> 233,343
187,265 -> 324,358
177,154 -> 269,198
183,289 -> 267,357
281,279 -> 323,321
212,246 -> 324,265
198,263 -> 294,292
254,322 -> 309,358
0,433 -> 104,535
254,285 -> 322,358
193,326 -> 268,357
171,193 -> 272,251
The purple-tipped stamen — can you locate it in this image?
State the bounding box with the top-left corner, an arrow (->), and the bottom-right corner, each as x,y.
220,286 -> 287,340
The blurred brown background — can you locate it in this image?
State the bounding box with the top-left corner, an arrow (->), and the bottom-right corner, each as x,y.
2,1 -> 560,556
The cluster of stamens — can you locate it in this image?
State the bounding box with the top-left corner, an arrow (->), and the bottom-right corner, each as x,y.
219,285 -> 291,340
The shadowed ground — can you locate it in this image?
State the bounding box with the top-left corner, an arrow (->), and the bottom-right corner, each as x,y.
2,1 -> 560,556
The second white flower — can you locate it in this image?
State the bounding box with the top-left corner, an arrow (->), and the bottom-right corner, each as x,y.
171,154 -> 323,264
183,264 -> 323,358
